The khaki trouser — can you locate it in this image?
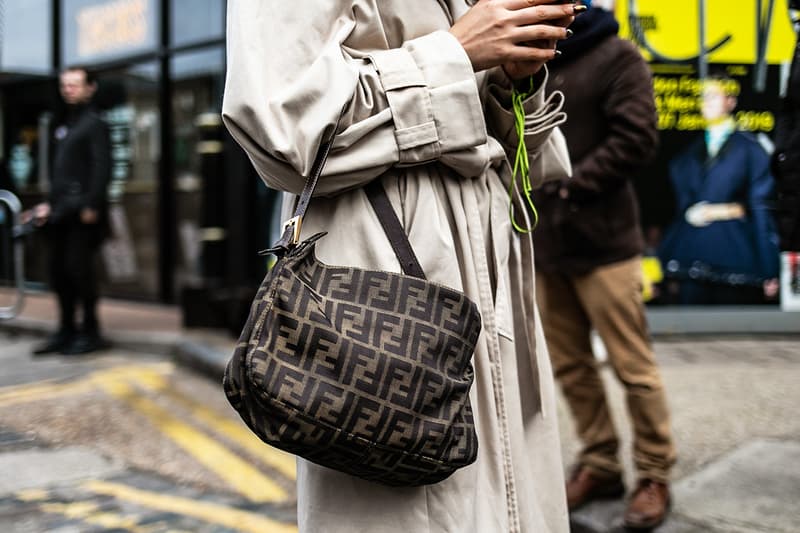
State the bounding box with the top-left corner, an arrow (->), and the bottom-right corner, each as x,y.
536,256 -> 676,482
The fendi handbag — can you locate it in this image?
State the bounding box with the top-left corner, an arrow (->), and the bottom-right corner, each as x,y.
223,129 -> 482,486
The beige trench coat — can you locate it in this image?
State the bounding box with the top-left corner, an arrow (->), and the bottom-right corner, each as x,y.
223,1 -> 571,531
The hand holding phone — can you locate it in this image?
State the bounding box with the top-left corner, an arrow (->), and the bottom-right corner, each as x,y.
450,0 -> 577,77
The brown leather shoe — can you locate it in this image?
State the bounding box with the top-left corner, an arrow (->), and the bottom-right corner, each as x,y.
623,479 -> 671,530
565,466 -> 625,511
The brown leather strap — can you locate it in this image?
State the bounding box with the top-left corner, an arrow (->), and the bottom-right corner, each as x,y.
269,112 -> 427,280
272,132 -> 337,252
364,180 -> 426,280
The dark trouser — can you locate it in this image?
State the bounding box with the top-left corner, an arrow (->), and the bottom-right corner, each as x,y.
537,257 -> 676,482
47,222 -> 102,336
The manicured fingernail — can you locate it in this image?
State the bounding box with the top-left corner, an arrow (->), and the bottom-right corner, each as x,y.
574,4 -> 588,13
566,29 -> 574,37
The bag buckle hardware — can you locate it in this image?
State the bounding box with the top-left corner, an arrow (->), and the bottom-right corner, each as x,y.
283,215 -> 303,245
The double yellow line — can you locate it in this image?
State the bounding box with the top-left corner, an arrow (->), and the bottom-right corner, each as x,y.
2,363 -> 298,532
20,482 -> 296,533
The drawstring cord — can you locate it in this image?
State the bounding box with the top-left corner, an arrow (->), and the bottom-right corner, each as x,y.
508,77 -> 539,234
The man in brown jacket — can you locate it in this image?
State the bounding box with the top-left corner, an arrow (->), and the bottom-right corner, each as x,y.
533,2 -> 676,529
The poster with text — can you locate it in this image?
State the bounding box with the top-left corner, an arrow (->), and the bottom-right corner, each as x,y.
616,0 -> 797,305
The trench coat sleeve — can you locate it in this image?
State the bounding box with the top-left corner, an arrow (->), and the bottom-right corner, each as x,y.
567,42 -> 658,195
222,0 -> 487,196
482,67 -> 571,187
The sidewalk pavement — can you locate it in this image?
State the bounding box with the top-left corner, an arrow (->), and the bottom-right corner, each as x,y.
2,289 -> 799,533
0,289 -> 233,377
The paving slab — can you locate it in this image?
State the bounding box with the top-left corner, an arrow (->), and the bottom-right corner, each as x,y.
569,438 -> 800,533
673,439 -> 800,533
569,497 -> 711,533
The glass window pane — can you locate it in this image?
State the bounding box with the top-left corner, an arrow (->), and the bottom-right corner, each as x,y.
1,0 -> 52,74
170,0 -> 224,47
171,47 -> 224,285
170,47 -> 224,82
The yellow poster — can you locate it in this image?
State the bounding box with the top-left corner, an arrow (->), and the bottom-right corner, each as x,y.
616,0 -> 796,66
616,1 -> 797,133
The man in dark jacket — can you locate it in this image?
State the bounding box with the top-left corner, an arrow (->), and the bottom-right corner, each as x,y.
26,66 -> 111,355
533,3 -> 675,529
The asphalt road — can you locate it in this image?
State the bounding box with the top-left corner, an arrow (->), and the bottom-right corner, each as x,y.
0,332 -> 298,533
2,329 -> 799,533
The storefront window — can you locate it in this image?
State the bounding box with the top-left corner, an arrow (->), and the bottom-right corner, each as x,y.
0,0 -> 52,74
170,0 -> 224,47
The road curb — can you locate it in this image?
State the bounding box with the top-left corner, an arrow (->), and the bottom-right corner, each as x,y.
173,340 -> 228,382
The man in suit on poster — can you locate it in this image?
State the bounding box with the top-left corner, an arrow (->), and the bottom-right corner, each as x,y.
658,75 -> 780,305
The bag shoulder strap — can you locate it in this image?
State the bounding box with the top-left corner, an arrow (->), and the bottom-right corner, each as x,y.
270,116 -> 426,280
272,136 -> 336,252
364,181 -> 426,280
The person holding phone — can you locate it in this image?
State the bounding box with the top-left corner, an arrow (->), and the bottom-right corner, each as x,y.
223,1 -> 580,531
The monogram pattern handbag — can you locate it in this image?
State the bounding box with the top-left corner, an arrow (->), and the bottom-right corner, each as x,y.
223,129 -> 482,486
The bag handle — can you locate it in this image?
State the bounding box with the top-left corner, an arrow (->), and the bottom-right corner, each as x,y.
270,115 -> 427,280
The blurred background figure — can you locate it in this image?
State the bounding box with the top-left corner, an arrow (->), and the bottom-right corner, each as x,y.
23,66 -> 112,355
772,1 -> 800,252
534,1 -> 676,529
658,75 -> 780,305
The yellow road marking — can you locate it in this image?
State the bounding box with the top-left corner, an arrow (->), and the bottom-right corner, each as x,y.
99,379 -> 287,503
0,379 -> 96,407
38,501 -> 152,533
0,364 -> 173,408
16,488 -> 50,502
83,480 -> 298,533
131,370 -> 296,480
0,363 -> 293,502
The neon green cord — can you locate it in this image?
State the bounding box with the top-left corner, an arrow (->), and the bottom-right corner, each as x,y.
508,77 -> 539,234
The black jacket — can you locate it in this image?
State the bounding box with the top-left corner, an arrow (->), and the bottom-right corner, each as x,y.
533,9 -> 658,274
49,105 -> 111,226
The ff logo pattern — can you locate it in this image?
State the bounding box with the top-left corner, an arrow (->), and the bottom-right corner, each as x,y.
224,234 -> 481,486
